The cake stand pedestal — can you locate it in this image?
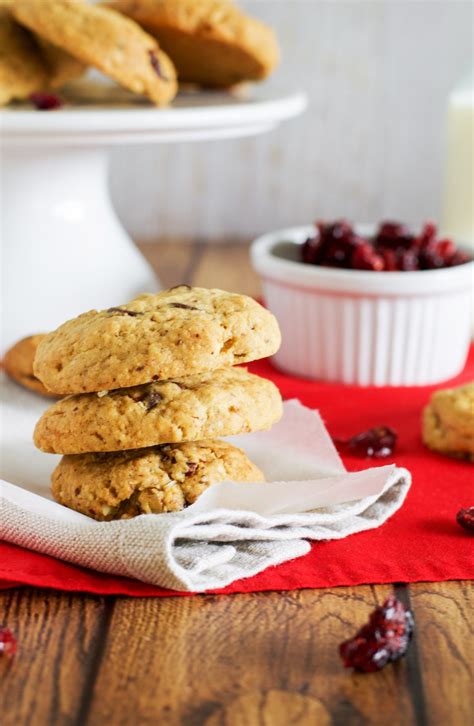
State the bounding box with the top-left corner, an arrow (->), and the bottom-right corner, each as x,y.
1,85 -> 306,350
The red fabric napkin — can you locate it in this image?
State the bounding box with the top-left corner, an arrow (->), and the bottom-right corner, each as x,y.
2,348 -> 473,595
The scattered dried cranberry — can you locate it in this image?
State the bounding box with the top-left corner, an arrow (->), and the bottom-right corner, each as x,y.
148,50 -> 170,81
30,92 -> 63,110
456,507 -> 474,533
301,219 -> 472,271
334,425 -> 397,458
339,596 -> 414,672
0,626 -> 17,657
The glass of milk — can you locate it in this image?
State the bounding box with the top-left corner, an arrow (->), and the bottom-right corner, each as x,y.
443,69 -> 474,336
442,69 -> 474,247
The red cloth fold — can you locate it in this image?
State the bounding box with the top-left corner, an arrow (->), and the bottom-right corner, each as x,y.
2,349 -> 473,595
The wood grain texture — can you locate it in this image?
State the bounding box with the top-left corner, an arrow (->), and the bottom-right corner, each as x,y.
2,582 -> 472,726
409,581 -> 474,726
0,588 -> 111,726
192,242 -> 261,297
85,585 -> 420,726
139,238 -> 261,296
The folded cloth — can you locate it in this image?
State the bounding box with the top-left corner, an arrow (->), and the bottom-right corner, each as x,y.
1,470 -> 409,592
0,400 -> 411,592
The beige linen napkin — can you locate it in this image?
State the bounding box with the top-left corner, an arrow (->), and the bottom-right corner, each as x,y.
0,392 -> 411,592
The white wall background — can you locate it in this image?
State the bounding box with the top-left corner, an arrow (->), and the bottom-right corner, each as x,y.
109,0 -> 473,241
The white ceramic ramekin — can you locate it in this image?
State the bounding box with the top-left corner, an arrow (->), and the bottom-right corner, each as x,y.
251,225 -> 474,386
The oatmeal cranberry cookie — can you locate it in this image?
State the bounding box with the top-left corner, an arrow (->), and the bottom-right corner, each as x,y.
106,0 -> 279,87
3,335 -> 58,397
34,367 -> 282,454
0,5 -> 49,106
38,39 -> 85,88
422,382 -> 474,461
51,439 -> 264,520
34,286 -> 281,394
13,0 -> 177,105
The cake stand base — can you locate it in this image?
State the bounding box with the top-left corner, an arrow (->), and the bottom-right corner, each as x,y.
1,145 -> 158,350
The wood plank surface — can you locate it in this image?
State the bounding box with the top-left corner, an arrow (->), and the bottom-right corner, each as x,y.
0,588 -> 109,726
86,585 -> 418,726
409,581 -> 473,726
1,242 -> 472,726
192,243 -> 261,297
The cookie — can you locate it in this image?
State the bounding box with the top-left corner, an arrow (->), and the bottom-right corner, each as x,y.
34,286 -> 282,394
51,439 -> 264,520
106,0 -> 279,87
0,6 -> 49,106
13,0 -> 177,105
422,382 -> 474,461
38,39 -> 86,88
34,367 -> 282,454
2,335 -> 58,397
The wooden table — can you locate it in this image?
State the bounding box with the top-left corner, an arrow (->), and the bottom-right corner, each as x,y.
1,242 -> 472,726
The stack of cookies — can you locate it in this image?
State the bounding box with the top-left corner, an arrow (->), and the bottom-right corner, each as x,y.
33,286 -> 283,520
1,0 -> 279,107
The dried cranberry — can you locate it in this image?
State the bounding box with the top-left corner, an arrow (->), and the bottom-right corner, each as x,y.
168,303 -> 199,310
415,221 -> 438,249
148,50 -> 170,81
352,244 -> 384,271
322,239 -> 355,268
419,247 -> 445,270
449,250 -> 471,267
30,92 -> 63,110
300,219 -> 472,272
376,221 -> 413,250
456,507 -> 474,533
139,390 -> 163,411
334,425 -> 397,458
397,249 -> 418,271
381,248 -> 398,271
301,235 -> 321,264
339,596 -> 414,672
0,626 -> 17,657
436,239 -> 456,261
325,220 -> 353,241
107,307 -> 142,317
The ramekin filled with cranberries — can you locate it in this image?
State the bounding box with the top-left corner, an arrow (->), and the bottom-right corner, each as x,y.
251,220 -> 473,385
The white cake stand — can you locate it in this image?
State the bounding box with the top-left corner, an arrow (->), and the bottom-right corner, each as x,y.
0,82 -> 306,351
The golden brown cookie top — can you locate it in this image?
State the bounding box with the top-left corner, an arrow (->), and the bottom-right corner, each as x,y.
52,439 -> 265,520
13,0 -> 177,104
34,286 -> 282,394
